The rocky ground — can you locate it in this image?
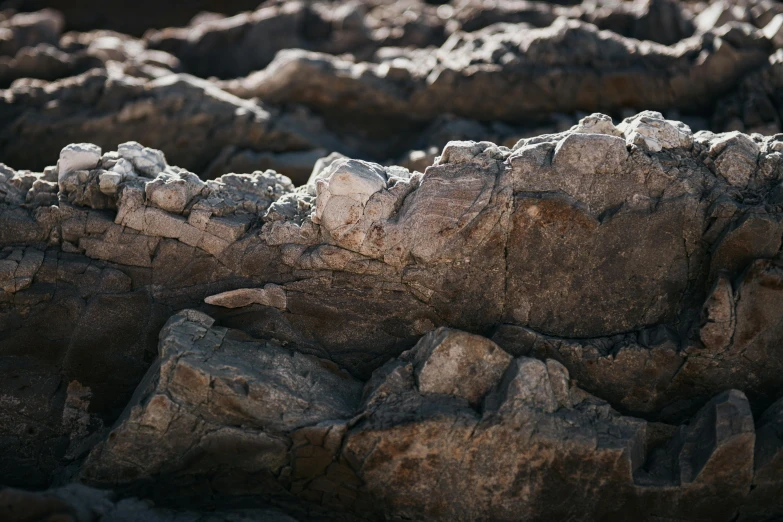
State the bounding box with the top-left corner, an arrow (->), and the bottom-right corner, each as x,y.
1,1 -> 783,521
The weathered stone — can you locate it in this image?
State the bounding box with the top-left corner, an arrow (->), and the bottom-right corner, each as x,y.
403,327 -> 512,406
226,20 -> 770,124
618,110 -> 693,152
3,105 -> 783,520
205,284 -> 287,310
57,143 -> 101,185
81,310 -> 363,495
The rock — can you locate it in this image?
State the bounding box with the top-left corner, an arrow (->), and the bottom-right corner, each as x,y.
118,141 -> 167,178
570,112 -> 622,136
81,310 -> 363,499
0,116 -> 783,516
205,284 -> 287,310
144,170 -> 204,213
707,131 -> 761,188
145,1 -> 446,80
485,357 -> 560,413
6,1 -> 783,519
763,13 -> 783,48
0,9 -> 64,57
0,70 -> 349,178
226,20 -> 770,123
694,1 -> 751,34
677,390 -> 755,486
617,110 -> 692,152
403,327 -> 512,406
57,143 -> 101,180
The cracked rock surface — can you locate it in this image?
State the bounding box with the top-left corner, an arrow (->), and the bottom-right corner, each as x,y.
2,1 -> 783,520
5,0 -> 783,184
0,112 -> 782,519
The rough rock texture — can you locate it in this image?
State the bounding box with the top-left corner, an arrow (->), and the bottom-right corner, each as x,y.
221,19 -> 771,121
4,1 -> 783,520
0,111 -> 782,520
65,312 -> 783,521
0,69 -> 348,183
7,0 -> 783,185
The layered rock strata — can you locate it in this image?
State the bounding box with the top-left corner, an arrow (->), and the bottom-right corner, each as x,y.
0,113 -> 783,521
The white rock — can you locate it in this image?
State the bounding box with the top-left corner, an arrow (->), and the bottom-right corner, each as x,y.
118,141 -> 167,177
110,158 -> 136,178
618,111 -> 691,152
307,151 -> 347,190
204,284 -> 287,309
313,159 -> 387,249
570,113 -> 622,136
98,171 -> 123,195
144,171 -> 205,213
764,14 -> 783,48
57,143 -> 101,182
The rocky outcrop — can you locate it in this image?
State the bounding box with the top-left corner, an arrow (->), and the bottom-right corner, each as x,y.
222,19 -> 771,122
6,2 -> 783,520
65,313 -> 783,521
6,0 -> 783,187
2,112 -> 783,507
144,1 -> 443,80
0,69 -> 349,182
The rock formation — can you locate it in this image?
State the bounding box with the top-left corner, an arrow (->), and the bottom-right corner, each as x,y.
0,107 -> 782,519
2,1 -> 783,520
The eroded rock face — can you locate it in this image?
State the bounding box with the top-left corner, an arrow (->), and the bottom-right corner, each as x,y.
81,310 -> 362,496
223,20 -> 771,122
5,1 -> 783,519
73,313 -> 783,521
0,69 -> 348,182
1,113 -> 783,519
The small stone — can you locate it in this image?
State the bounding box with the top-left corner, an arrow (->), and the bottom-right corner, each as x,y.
571,113 -> 622,136
618,111 -> 689,152
709,131 -> 760,187
406,327 -> 513,406
57,143 -> 101,181
98,171 -> 123,195
204,283 -> 287,309
313,159 -> 388,249
490,357 -> 559,414
42,166 -> 57,182
144,171 -> 205,213
117,141 -> 167,177
763,13 -> 783,48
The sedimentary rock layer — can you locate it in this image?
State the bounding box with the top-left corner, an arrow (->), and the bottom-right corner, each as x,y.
0,112 -> 782,521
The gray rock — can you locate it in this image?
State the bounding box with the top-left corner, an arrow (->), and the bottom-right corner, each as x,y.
118,141 -> 167,178
402,327 -> 512,406
224,20 -> 770,123
0,70 -> 349,178
81,310 -> 363,489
